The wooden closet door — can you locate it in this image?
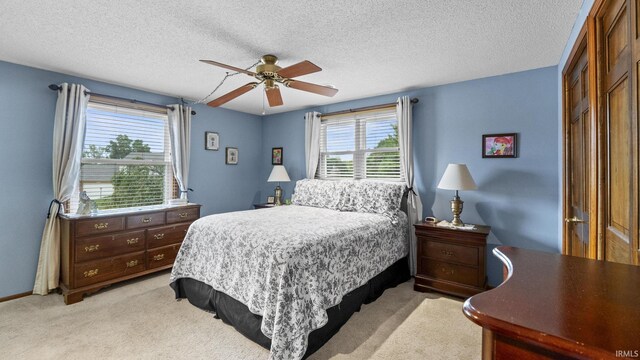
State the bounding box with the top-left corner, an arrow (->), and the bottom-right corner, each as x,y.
632,0 -> 640,264
564,38 -> 591,258
598,0 -> 635,264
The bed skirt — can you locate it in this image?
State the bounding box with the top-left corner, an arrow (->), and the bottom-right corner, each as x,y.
170,256 -> 410,359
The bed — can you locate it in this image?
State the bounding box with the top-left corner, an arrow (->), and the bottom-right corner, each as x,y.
170,180 -> 410,359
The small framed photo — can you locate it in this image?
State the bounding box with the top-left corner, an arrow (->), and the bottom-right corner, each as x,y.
205,132 -> 219,151
225,147 -> 238,165
266,196 -> 275,204
272,147 -> 283,165
482,133 -> 517,158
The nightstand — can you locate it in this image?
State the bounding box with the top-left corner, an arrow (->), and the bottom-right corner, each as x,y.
414,222 -> 490,298
253,203 -> 275,209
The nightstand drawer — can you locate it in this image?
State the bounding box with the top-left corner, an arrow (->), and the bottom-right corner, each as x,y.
420,239 -> 479,266
420,259 -> 480,287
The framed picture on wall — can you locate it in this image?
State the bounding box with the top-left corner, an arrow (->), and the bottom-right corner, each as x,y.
272,147 -> 283,165
205,132 -> 219,151
225,147 -> 238,165
482,133 -> 517,158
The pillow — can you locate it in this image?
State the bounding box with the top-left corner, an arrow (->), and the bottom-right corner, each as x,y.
348,181 -> 406,221
292,179 -> 406,222
291,179 -> 344,210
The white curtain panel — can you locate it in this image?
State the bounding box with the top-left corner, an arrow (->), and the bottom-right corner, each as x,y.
397,96 -> 423,276
168,104 -> 192,200
304,111 -> 321,179
33,83 -> 89,295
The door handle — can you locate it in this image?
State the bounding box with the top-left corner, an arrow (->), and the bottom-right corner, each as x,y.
565,216 -> 586,224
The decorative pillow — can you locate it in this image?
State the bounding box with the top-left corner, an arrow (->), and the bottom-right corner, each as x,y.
291,179 -> 344,210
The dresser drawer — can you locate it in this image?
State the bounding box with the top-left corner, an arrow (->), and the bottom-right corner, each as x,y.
147,244 -> 181,269
420,238 -> 479,267
75,230 -> 145,262
166,207 -> 199,224
147,223 -> 191,248
126,212 -> 165,229
75,217 -> 125,237
420,259 -> 480,287
73,252 -> 146,287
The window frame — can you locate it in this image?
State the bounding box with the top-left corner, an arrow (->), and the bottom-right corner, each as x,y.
317,108 -> 403,181
69,97 -> 177,213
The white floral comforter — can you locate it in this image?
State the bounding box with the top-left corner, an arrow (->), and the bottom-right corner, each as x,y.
170,205 -> 408,360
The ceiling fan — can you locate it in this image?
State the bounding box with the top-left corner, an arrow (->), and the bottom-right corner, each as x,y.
200,54 -> 338,108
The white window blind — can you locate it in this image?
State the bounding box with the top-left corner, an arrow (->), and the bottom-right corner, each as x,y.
69,100 -> 176,212
317,109 -> 402,181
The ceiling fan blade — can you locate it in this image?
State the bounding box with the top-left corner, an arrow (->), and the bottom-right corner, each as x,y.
265,86 -> 284,107
277,60 -> 322,78
207,82 -> 258,107
200,59 -> 256,76
285,79 -> 338,97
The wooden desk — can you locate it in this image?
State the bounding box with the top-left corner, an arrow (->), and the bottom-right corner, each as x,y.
463,246 -> 640,359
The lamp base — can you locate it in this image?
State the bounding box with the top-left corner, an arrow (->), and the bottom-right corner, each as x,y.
450,195 -> 464,226
274,185 -> 283,206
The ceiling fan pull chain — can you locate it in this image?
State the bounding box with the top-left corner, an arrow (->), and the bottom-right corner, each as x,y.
192,60 -> 261,105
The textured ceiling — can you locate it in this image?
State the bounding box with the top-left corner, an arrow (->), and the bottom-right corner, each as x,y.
0,0 -> 581,115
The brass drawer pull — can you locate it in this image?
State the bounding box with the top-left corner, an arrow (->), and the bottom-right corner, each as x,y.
84,244 -> 100,252
441,267 -> 455,275
94,222 -> 108,230
179,212 -> 188,218
84,269 -> 99,278
126,238 -> 139,245
126,260 -> 138,268
440,250 -> 454,257
154,233 -> 165,240
142,217 -> 152,223
153,254 -> 165,261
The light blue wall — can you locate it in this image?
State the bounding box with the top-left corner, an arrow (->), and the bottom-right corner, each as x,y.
0,58 -> 560,296
0,60 -> 262,298
260,66 -> 559,286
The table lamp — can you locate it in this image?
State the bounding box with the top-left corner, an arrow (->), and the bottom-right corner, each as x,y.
437,163 -> 477,226
267,165 -> 291,205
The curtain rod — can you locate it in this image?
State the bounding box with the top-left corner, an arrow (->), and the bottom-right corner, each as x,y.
48,84 -> 196,116
315,97 -> 419,119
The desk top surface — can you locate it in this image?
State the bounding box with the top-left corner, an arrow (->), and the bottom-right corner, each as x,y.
463,246 -> 640,358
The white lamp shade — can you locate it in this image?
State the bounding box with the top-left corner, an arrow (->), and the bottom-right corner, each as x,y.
268,165 -> 291,182
437,164 -> 477,190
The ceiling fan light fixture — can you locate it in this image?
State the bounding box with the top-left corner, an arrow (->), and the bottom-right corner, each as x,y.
201,54 -> 339,108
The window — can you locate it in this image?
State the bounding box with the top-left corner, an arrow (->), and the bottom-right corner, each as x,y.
69,97 -> 176,212
317,109 -> 402,181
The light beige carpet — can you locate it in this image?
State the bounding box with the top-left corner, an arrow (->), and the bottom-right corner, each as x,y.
0,272 -> 480,359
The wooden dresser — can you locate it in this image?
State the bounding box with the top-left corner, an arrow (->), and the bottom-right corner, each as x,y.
414,222 -> 490,297
59,204 -> 200,304
464,246 -> 640,359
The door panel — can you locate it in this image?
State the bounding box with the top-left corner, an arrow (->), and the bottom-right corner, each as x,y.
606,7 -> 628,71
601,0 -> 634,264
